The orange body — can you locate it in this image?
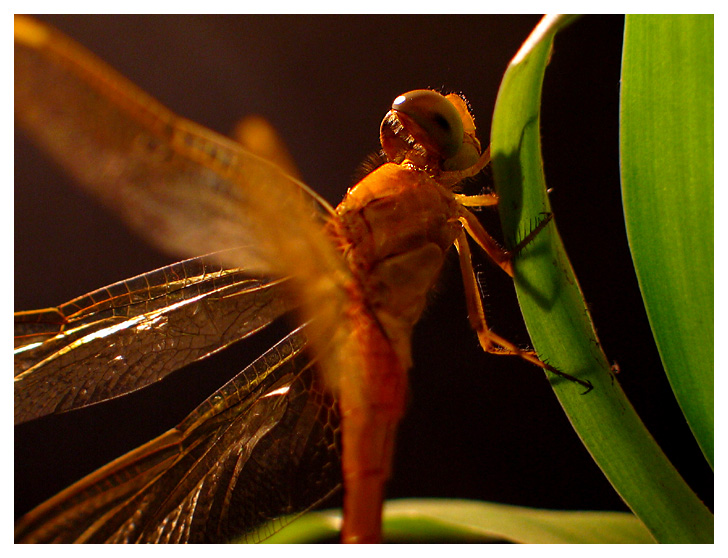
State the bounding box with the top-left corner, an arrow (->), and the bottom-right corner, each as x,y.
330,163 -> 464,542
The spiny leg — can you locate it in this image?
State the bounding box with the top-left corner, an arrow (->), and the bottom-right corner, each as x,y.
454,186 -> 549,273
454,230 -> 592,393
457,206 -> 515,276
452,160 -> 591,391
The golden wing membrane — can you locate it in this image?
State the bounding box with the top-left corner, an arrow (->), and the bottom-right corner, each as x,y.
14,253 -> 295,425
14,17 -> 351,344
15,15 -> 357,408
15,327 -> 342,543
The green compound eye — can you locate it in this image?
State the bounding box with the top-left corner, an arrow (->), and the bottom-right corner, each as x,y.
391,89 -> 464,160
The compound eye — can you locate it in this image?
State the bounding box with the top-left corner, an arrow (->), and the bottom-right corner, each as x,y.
391,89 -> 464,160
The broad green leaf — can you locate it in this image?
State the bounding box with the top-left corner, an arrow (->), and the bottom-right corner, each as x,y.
490,15 -> 713,543
259,500 -> 654,543
620,14 -> 714,467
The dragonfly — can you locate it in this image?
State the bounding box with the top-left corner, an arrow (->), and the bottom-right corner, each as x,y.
14,15 -> 591,543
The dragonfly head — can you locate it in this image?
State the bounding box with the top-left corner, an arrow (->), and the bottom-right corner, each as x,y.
380,89 -> 482,174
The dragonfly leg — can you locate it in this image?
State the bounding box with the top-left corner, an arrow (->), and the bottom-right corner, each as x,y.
454,191 -> 499,208
454,231 -> 593,393
457,206 -> 514,277
457,206 -> 556,275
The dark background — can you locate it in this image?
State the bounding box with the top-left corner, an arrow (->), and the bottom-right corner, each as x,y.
15,14 -> 712,528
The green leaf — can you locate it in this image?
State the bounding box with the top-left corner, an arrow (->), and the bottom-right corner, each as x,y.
620,14 -> 714,468
490,15 -> 713,543
258,500 -> 654,543
253,511 -> 341,544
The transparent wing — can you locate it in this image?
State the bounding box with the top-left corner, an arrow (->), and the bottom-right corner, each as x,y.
14,15 -> 355,407
15,16 -> 338,275
14,253 -> 295,425
14,327 -> 343,543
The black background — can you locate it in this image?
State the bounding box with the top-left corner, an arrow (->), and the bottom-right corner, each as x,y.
15,14 -> 712,529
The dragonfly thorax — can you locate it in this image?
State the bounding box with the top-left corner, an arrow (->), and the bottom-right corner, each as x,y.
331,162 -> 463,369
